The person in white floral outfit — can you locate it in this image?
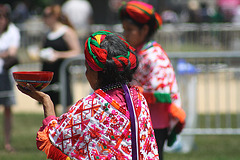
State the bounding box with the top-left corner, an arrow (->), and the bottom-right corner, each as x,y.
119,1 -> 186,159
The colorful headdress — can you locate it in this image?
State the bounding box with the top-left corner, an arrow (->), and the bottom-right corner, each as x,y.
84,30 -> 137,72
119,1 -> 162,29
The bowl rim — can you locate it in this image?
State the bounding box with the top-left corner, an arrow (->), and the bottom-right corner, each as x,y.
13,71 -> 54,75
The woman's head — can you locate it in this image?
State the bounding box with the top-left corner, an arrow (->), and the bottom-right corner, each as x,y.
42,4 -> 73,29
84,30 -> 138,90
0,4 -> 11,33
119,1 -> 162,47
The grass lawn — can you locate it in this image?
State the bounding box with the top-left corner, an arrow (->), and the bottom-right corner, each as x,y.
0,113 -> 46,160
0,113 -> 240,160
165,135 -> 240,160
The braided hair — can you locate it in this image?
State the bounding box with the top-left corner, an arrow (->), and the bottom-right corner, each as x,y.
84,30 -> 138,88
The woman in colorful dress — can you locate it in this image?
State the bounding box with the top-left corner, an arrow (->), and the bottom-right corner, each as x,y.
17,30 -> 159,159
119,1 -> 186,159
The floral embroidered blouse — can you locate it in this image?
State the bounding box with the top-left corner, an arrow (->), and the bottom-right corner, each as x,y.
36,86 -> 159,160
133,41 -> 186,145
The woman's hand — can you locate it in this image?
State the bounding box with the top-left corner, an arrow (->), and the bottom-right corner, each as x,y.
17,83 -> 46,103
17,83 -> 56,118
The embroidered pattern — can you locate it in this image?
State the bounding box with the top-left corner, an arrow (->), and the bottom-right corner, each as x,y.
134,40 -> 181,107
46,87 -> 159,159
134,41 -> 186,146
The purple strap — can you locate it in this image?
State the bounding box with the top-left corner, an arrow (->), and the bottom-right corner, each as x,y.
122,84 -> 138,160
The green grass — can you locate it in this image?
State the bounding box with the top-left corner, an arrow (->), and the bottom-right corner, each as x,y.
0,113 -> 46,160
0,113 -> 240,160
165,135 -> 240,160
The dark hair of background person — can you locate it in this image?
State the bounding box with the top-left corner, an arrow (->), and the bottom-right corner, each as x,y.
97,34 -> 138,88
43,4 -> 74,29
119,6 -> 159,42
0,4 -> 11,32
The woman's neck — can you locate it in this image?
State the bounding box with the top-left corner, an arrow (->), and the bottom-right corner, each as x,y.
0,24 -> 8,34
50,22 -> 63,32
101,82 -> 129,92
136,43 -> 145,53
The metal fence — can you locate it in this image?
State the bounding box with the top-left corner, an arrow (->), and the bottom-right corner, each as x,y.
168,51 -> 240,135
155,23 -> 240,51
56,51 -> 240,136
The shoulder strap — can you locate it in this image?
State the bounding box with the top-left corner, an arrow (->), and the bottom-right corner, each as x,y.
122,84 -> 139,160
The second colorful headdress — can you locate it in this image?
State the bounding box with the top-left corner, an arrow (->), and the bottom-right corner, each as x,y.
119,1 -> 162,29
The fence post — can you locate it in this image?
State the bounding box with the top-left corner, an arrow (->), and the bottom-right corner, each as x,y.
59,55 -> 84,113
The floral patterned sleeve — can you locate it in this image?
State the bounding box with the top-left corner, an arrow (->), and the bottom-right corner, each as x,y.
36,116 -> 56,149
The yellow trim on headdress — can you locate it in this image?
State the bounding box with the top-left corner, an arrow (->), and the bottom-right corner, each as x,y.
95,35 -> 102,45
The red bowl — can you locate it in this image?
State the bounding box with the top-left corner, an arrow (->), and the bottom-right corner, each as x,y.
12,71 -> 54,91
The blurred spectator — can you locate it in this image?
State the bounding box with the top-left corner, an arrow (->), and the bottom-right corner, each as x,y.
108,0 -> 128,24
0,3 -> 20,152
199,2 -> 211,23
161,9 -> 179,23
12,1 -> 29,23
186,0 -> 201,23
211,6 -> 225,23
232,5 -> 240,23
62,0 -> 93,38
217,0 -> 240,21
40,4 -> 80,113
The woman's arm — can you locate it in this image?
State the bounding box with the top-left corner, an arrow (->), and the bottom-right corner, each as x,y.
0,46 -> 18,58
17,84 -> 56,118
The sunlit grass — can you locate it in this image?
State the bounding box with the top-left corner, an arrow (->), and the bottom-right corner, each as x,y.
165,135 -> 240,160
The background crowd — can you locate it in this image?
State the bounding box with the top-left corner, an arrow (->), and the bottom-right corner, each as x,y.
3,0 -> 240,26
